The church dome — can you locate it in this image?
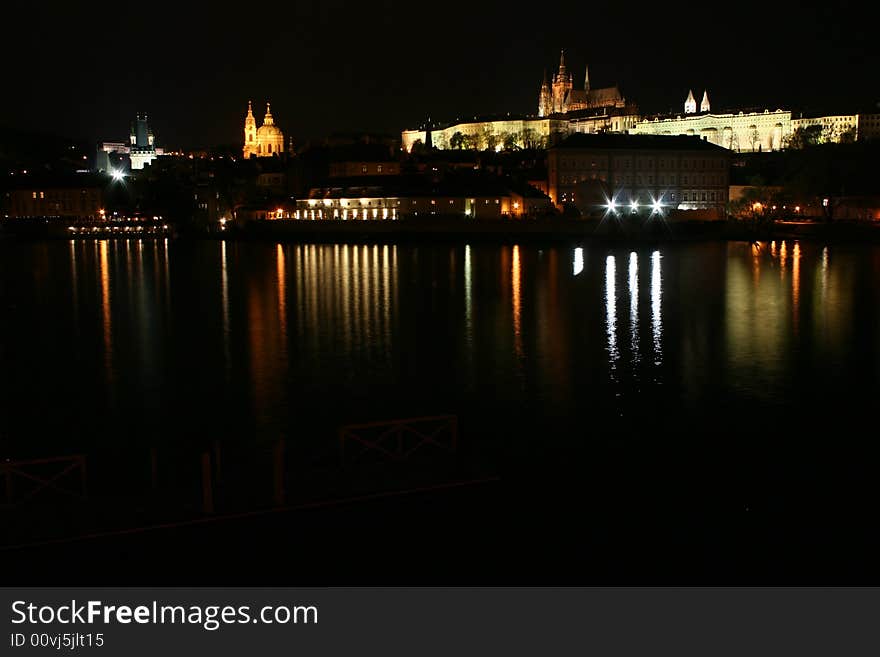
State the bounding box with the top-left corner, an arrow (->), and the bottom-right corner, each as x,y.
257,124 -> 282,138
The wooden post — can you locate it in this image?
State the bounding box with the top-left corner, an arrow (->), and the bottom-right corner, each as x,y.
273,439 -> 285,507
201,451 -> 214,514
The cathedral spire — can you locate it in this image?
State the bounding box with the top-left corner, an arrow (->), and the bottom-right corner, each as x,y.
558,49 -> 567,76
684,89 -> 697,114
247,100 -> 254,116
700,90 -> 711,113
584,64 -> 590,92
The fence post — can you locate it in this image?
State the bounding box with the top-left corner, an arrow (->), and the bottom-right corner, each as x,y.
201,451 -> 214,514
273,439 -> 285,507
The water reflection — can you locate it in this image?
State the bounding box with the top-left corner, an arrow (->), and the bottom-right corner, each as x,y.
98,240 -> 113,384
792,242 -> 800,333
512,245 -> 523,360
5,239 -> 876,450
221,240 -> 231,375
605,255 -> 618,374
628,252 -> 639,366
651,250 -> 662,366
464,244 -> 473,345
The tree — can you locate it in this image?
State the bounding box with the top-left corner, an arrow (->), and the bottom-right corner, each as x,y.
521,128 -> 539,149
839,127 -> 857,144
748,126 -> 760,152
502,132 -> 518,151
787,125 -> 822,149
450,132 -> 465,150
483,128 -> 499,152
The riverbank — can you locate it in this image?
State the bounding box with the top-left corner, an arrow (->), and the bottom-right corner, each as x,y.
235,216 -> 880,245
3,216 -> 880,245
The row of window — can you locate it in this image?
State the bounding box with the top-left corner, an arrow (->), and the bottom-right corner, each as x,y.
558,157 -> 725,170
558,173 -> 726,185
559,191 -> 723,203
29,191 -> 99,199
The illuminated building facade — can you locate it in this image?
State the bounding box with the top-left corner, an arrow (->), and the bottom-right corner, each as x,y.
129,114 -> 157,169
265,176 -> 552,220
402,117 -> 571,153
7,176 -> 105,219
243,101 -> 285,158
790,113 -> 860,143
631,106 -> 792,152
547,133 -> 730,214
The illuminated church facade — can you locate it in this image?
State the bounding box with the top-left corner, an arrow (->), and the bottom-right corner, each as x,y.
242,101 -> 285,158
538,50 -> 626,117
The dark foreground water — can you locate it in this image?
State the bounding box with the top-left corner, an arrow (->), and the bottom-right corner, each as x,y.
2,238 -> 880,583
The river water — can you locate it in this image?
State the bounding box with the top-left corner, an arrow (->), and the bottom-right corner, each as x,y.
2,238 -> 879,580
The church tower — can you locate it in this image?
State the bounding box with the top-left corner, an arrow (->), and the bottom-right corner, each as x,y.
551,50 -> 573,114
584,64 -> 591,93
538,70 -> 551,117
700,90 -> 711,113
684,89 -> 697,114
243,101 -> 257,158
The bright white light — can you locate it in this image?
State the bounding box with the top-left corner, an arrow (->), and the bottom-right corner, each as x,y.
607,200 -> 617,212
651,199 -> 662,213
573,247 -> 584,276
111,170 -> 124,181
630,200 -> 639,211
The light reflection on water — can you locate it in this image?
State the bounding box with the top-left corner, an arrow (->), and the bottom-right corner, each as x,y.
0,239 -> 878,447
628,252 -> 639,366
605,255 -> 618,376
651,250 -> 662,367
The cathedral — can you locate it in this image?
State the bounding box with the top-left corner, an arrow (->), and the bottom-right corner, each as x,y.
242,101 -> 285,158
538,50 -> 626,117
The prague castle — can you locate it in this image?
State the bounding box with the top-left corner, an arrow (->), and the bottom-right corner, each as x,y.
242,101 -> 285,158
401,50 -> 880,153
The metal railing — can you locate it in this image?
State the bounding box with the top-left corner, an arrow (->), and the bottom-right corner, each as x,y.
1,455 -> 88,506
339,415 -> 458,464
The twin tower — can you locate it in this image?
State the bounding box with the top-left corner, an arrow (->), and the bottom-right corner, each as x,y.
684,89 -> 711,114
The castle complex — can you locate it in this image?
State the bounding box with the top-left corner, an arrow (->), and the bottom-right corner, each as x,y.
401,50 -> 880,153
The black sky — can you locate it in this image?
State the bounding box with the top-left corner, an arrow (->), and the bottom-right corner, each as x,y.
3,0 -> 877,149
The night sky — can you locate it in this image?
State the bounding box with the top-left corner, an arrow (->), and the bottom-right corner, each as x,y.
3,0 -> 876,149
